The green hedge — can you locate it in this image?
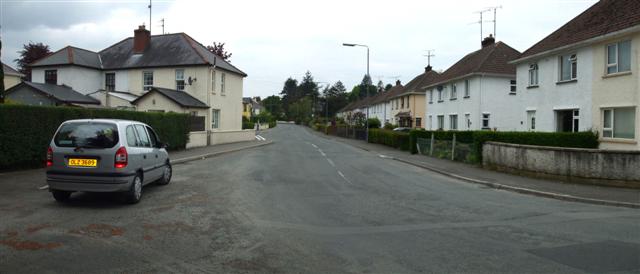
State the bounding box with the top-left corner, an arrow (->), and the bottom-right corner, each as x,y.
409,129 -> 599,162
368,129 -> 411,151
0,104 -> 190,171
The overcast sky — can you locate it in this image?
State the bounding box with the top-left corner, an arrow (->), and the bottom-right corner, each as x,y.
1,0 -> 597,98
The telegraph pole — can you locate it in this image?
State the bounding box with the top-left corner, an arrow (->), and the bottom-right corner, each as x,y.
148,0 -> 152,34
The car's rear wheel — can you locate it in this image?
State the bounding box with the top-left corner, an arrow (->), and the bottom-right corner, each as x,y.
51,190 -> 71,202
124,174 -> 143,204
157,163 -> 172,185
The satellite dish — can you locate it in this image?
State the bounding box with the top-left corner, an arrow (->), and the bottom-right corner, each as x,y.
188,77 -> 197,85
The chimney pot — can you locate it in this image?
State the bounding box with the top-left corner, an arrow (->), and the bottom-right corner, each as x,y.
396,80 -> 401,86
133,25 -> 151,54
481,34 -> 495,48
425,65 -> 432,72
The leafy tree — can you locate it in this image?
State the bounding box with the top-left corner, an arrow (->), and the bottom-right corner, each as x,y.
385,83 -> 393,91
206,42 -> 232,61
324,81 -> 349,118
289,97 -> 313,124
262,95 -> 283,119
15,42 -> 51,81
280,78 -> 298,118
358,74 -> 378,99
1,39 -> 4,103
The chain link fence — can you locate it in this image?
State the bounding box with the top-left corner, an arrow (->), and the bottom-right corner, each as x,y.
416,133 -> 475,163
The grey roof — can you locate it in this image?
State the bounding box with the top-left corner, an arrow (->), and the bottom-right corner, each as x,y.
7,82 -> 101,104
2,62 -> 24,77
30,33 -> 247,77
30,46 -> 102,69
108,91 -> 138,102
242,97 -> 252,104
132,87 -> 209,109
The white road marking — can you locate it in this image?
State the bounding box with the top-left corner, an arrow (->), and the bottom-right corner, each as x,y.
38,185 -> 49,190
255,135 -> 266,141
318,149 -> 326,157
378,154 -> 392,159
327,158 -> 335,167
311,144 -> 318,149
337,171 -> 352,184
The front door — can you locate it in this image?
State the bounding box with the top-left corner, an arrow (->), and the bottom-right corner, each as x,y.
556,109 -> 579,132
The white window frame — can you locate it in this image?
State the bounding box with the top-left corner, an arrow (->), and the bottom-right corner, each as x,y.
464,80 -> 470,98
211,109 -> 220,129
606,40 -> 631,75
528,64 -> 539,86
559,54 -> 577,82
429,90 -> 433,103
211,70 -> 216,92
450,84 -> 457,100
437,115 -> 444,130
602,107 -> 636,139
437,88 -> 443,102
449,114 -> 458,130
482,113 -> 490,129
510,80 -> 517,94
220,73 -> 226,95
143,71 -> 154,91
175,69 -> 185,91
464,113 -> 471,130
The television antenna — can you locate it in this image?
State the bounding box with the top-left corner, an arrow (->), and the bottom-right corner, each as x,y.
423,49 -> 435,67
472,8 -> 492,43
160,18 -> 165,34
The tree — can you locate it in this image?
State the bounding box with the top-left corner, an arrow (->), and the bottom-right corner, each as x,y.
358,74 -> 377,99
262,95 -> 283,119
280,77 -> 298,118
324,81 -> 349,118
297,71 -> 319,99
377,80 -> 384,93
385,83 -> 393,91
206,42 -> 232,61
15,42 -> 51,81
0,38 -> 4,103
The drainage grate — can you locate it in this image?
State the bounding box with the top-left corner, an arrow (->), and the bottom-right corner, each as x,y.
528,240 -> 640,273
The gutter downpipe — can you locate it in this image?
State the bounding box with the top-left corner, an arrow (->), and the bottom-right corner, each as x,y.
207,57 -> 217,146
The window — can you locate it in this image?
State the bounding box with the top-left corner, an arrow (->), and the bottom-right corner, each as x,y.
415,118 -> 422,128
556,109 -> 580,132
449,115 -> 458,130
211,70 -> 216,91
406,96 -> 410,107
437,115 -> 444,130
607,41 -> 631,74
450,84 -> 457,100
464,114 -> 471,129
45,70 -> 57,85
176,69 -> 185,91
527,111 -> 536,131
146,126 -> 159,147
464,80 -> 470,98
560,54 -> 577,81
134,125 -> 151,147
211,109 -> 220,129
428,115 -> 433,130
603,108 -> 635,139
510,80 -> 517,94
396,99 -> 399,109
429,90 -> 433,104
482,113 -> 490,129
125,125 -> 138,146
401,97 -> 404,109
220,73 -> 226,94
105,73 -> 115,91
143,71 -> 153,91
54,122 -> 118,148
438,88 -> 443,102
529,64 -> 539,86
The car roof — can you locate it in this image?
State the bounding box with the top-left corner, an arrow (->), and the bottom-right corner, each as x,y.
61,119 -> 149,127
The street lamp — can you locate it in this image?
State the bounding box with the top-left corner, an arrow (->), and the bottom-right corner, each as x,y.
343,43 -> 370,142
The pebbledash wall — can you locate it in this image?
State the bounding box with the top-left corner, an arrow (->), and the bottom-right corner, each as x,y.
482,142 -> 640,187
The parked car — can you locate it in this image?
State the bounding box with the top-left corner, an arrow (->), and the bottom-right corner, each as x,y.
46,119 -> 171,204
393,127 -> 411,132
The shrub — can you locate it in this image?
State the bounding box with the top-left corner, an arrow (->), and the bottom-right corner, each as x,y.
242,116 -> 255,129
383,123 -> 395,130
409,129 -> 599,163
0,104 -> 190,171
368,129 -> 410,151
367,118 -> 381,129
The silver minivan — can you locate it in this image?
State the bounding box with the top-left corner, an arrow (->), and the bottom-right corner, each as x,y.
46,119 -> 172,204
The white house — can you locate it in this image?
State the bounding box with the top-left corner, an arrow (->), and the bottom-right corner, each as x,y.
28,25 -> 251,146
425,36 -> 521,131
368,80 -> 403,125
512,0 -> 639,150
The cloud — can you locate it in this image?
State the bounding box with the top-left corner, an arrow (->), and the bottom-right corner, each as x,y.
1,0 -> 597,98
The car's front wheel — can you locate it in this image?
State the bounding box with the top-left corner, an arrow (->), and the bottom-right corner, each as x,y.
157,163 -> 172,185
124,174 -> 143,204
51,190 -> 71,202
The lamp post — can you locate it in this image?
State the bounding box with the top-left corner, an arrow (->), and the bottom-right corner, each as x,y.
343,43 -> 370,142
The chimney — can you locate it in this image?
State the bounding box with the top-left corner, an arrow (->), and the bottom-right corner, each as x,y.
481,34 -> 495,48
396,80 -> 402,86
133,25 -> 151,54
425,65 -> 432,72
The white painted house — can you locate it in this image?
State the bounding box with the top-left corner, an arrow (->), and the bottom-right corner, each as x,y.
425,36 -> 521,131
512,0 -> 640,150
28,25 -> 252,147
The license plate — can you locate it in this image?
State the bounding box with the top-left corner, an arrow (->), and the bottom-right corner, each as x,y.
68,158 -> 98,167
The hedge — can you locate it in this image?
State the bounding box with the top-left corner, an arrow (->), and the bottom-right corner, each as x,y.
0,104 -> 190,171
368,129 -> 411,151
409,129 -> 599,162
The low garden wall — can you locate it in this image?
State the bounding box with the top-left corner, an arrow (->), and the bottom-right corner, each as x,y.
210,129 -> 256,145
482,142 -> 640,187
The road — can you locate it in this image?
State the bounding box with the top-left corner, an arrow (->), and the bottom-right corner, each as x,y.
1,123 -> 639,273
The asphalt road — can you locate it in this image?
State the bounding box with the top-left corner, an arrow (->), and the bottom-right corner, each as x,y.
1,123 -> 639,273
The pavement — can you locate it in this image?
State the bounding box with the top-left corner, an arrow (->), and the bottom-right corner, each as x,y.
0,124 -> 639,273
308,128 -> 640,208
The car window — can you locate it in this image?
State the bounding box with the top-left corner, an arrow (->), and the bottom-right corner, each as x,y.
54,122 -> 119,148
146,126 -> 158,148
134,125 -> 151,147
125,125 -> 139,147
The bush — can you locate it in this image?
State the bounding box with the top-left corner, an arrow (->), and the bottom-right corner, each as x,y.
268,120 -> 277,128
242,116 -> 255,129
368,129 -> 411,151
409,129 -> 599,162
367,118 -> 381,129
0,104 -> 190,171
383,123 -> 395,130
